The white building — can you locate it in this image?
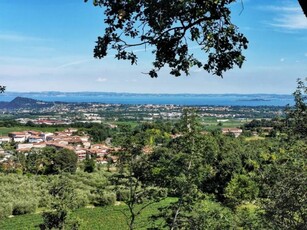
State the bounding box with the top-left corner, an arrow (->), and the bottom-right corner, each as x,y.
0,136 -> 11,143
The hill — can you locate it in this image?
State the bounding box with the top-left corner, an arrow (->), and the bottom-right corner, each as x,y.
0,97 -> 53,110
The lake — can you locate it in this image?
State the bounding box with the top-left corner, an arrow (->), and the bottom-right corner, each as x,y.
0,92 -> 294,106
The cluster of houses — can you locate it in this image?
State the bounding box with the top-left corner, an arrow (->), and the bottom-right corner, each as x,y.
15,118 -> 71,125
221,128 -> 243,138
0,129 -> 117,163
0,126 -> 248,166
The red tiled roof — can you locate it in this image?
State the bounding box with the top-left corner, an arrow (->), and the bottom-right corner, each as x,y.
29,135 -> 43,139
222,128 -> 242,132
9,132 -> 27,136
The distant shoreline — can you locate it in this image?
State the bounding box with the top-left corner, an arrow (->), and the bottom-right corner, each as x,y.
0,92 -> 293,107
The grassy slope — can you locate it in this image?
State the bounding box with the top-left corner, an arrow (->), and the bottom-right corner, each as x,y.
245,136 -> 266,141
202,118 -> 245,131
0,198 -> 175,230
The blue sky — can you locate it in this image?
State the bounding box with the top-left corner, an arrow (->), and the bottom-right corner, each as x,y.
0,0 -> 307,94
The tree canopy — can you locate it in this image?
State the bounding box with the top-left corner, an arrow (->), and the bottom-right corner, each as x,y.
299,0 -> 307,17
285,78 -> 307,139
0,86 -> 5,93
85,0 -> 248,77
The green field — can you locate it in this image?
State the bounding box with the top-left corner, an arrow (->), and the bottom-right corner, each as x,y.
0,198 -> 175,230
245,136 -> 266,141
114,121 -> 140,128
202,117 -> 246,131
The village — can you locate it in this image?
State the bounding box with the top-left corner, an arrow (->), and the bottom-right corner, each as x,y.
0,128 -> 118,164
0,124 -> 252,166
0,98 -> 278,168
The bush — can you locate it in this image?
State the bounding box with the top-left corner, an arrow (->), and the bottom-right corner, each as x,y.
0,172 -> 116,217
0,203 -> 12,219
73,189 -> 90,208
65,216 -> 83,230
12,200 -> 37,215
116,189 -> 130,202
225,174 -> 259,208
0,173 -> 44,217
235,204 -> 268,229
188,199 -> 236,229
41,210 -> 67,230
94,190 -> 116,206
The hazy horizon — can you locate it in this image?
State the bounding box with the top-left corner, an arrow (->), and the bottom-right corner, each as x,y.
2,91 -> 293,96
1,0 -> 307,94
0,91 -> 294,106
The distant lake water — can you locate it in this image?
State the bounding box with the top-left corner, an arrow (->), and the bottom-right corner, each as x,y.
0,92 -> 294,106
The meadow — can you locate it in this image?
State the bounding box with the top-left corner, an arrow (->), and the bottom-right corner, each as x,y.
0,199 -> 174,230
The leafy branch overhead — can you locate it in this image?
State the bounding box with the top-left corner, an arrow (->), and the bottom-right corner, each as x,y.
0,86 -> 5,93
85,0 -> 248,77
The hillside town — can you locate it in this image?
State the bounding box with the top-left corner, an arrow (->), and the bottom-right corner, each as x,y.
0,128 -> 118,164
0,125 -> 249,166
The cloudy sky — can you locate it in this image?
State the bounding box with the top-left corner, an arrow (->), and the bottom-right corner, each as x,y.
1,0 -> 307,93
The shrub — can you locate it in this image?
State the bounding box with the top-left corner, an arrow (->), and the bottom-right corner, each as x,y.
41,210 -> 67,230
40,208 -> 82,229
188,199 -> 236,229
0,203 -> 12,220
12,200 -> 37,215
73,189 -> 90,208
94,190 -> 116,206
225,174 -> 259,208
235,204 -> 268,229
116,189 -> 130,202
65,216 -> 83,230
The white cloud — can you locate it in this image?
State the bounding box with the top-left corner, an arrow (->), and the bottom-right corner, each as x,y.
263,5 -> 307,30
305,53 -> 307,57
280,58 -> 285,62
96,77 -> 107,82
271,14 -> 307,30
55,59 -> 91,69
264,6 -> 299,12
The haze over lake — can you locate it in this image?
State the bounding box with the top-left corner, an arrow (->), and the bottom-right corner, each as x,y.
0,92 -> 293,106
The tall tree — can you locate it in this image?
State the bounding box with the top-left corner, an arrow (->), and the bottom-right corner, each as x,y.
40,176 -> 81,230
259,141 -> 307,229
83,153 -> 96,173
111,125 -> 166,230
85,0 -> 248,77
285,78 -> 307,139
147,109 -> 209,229
52,149 -> 78,174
